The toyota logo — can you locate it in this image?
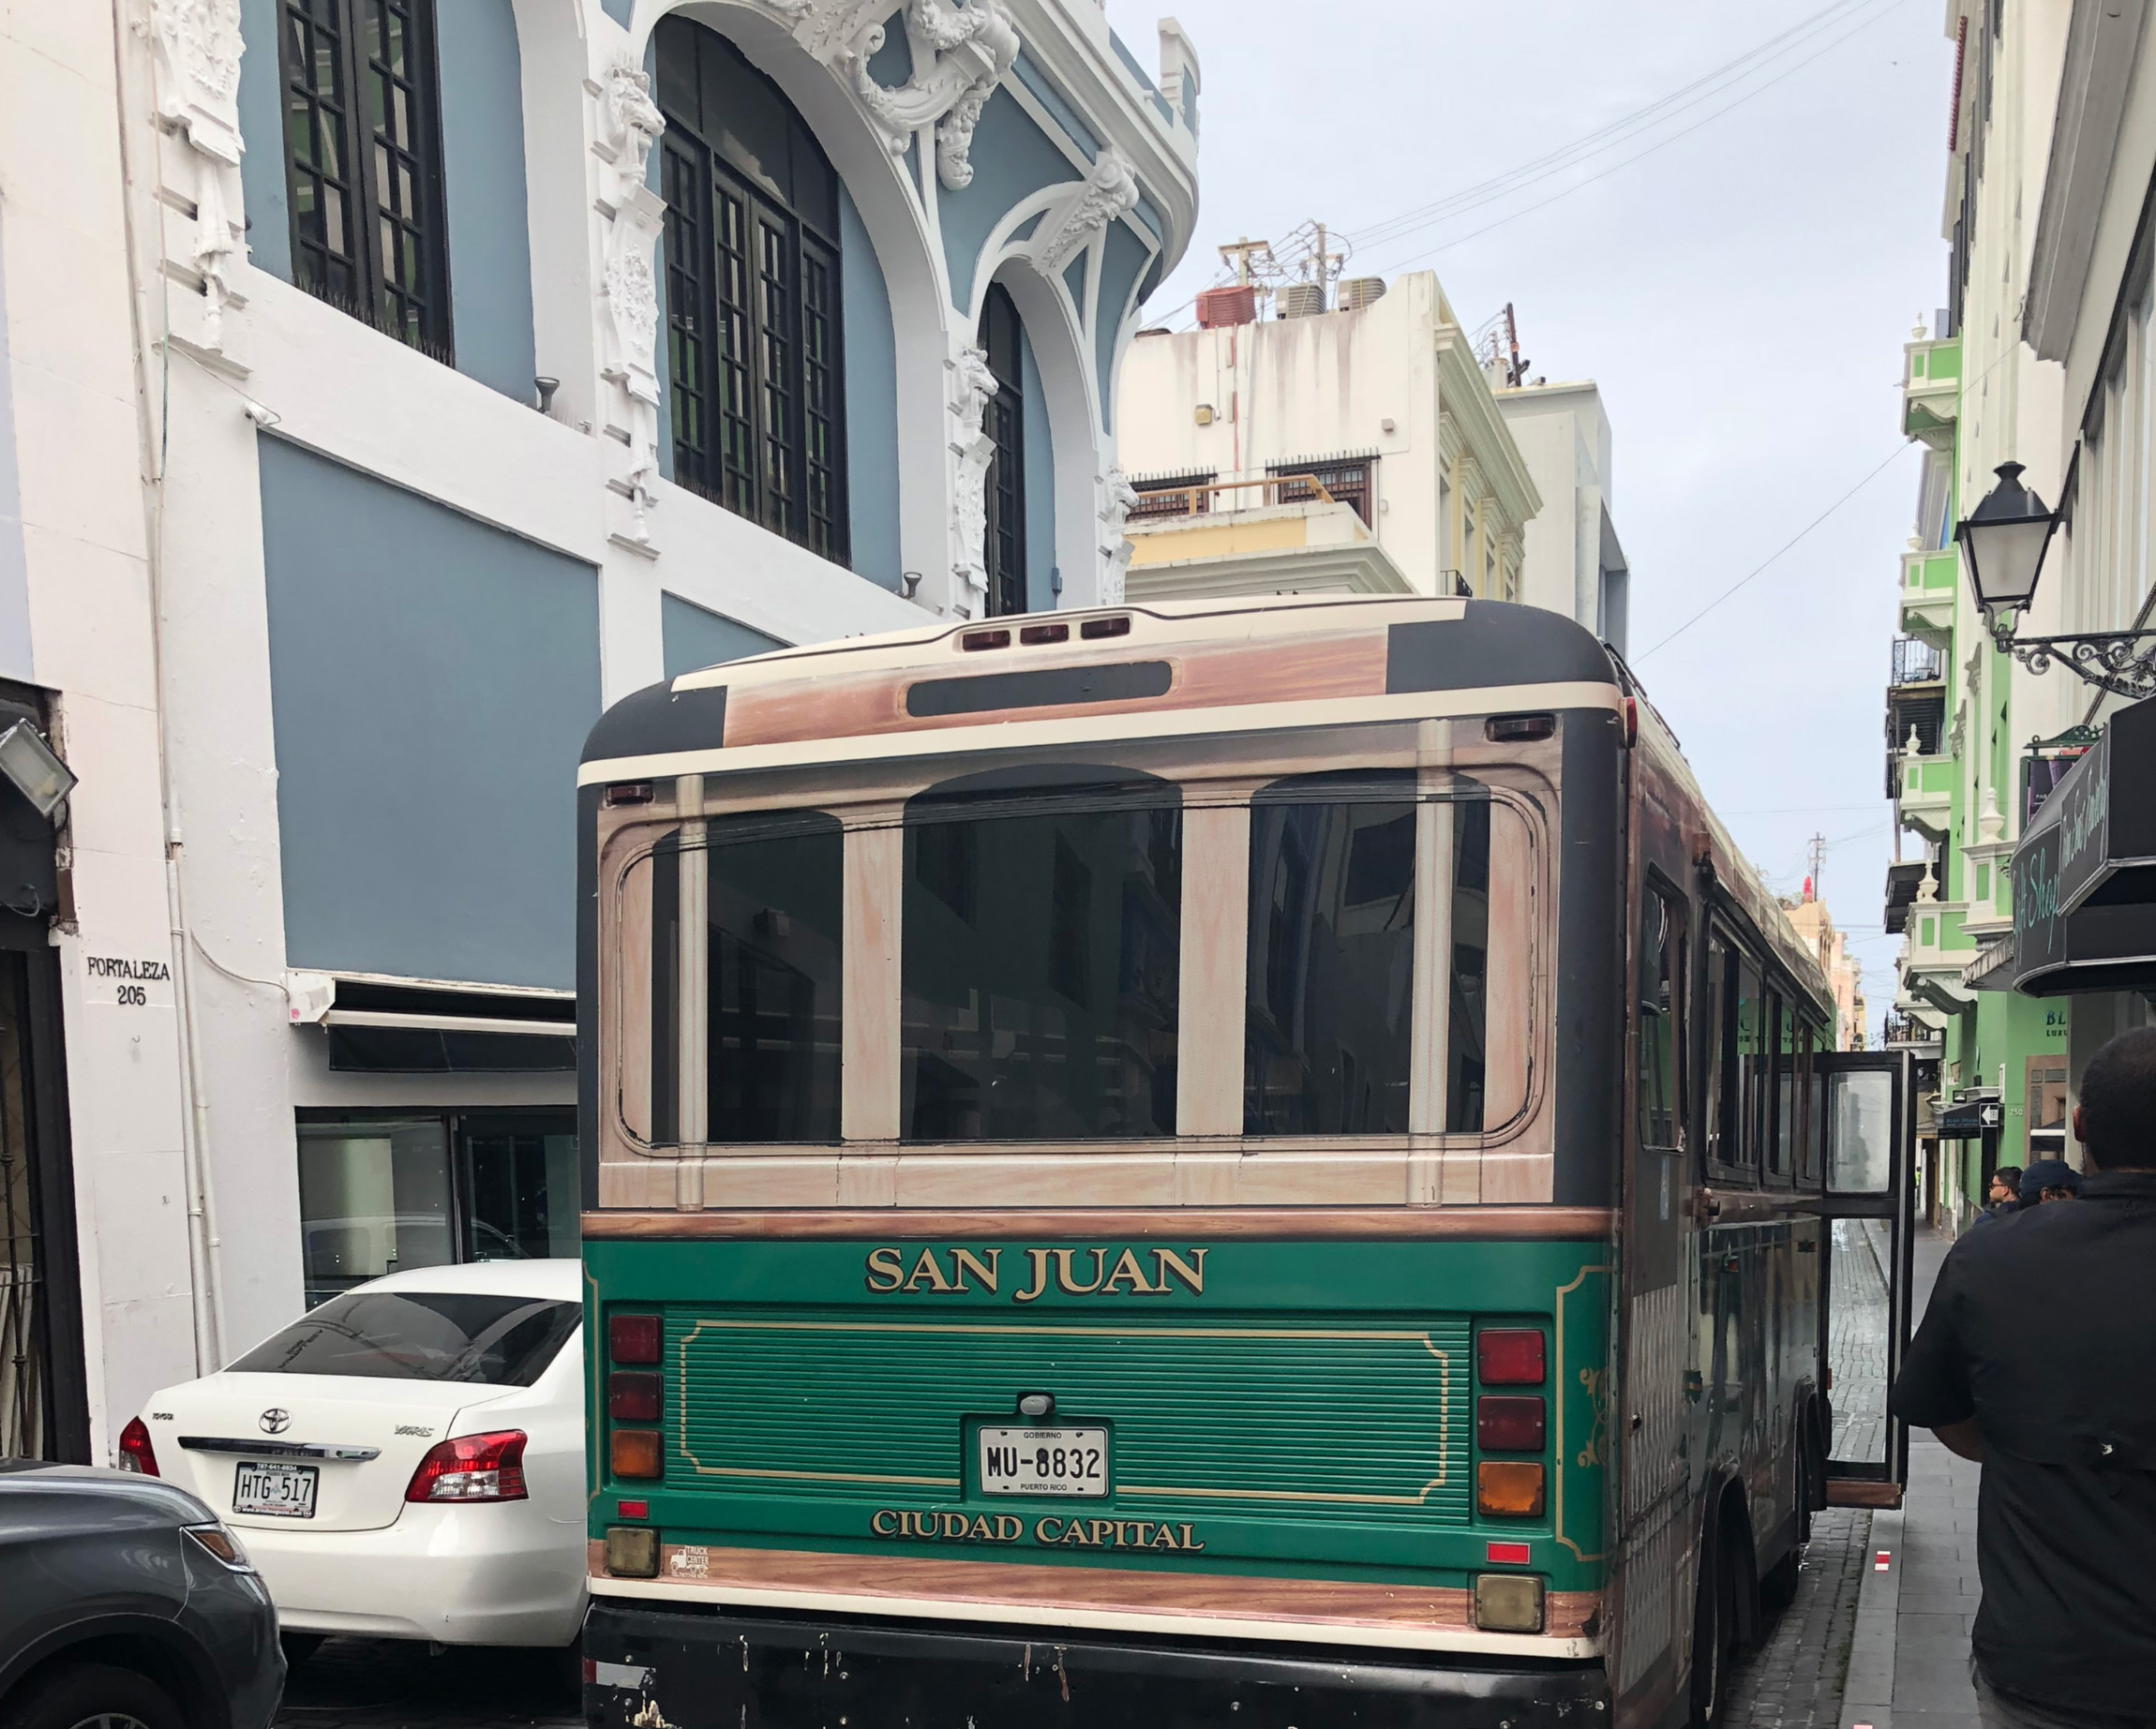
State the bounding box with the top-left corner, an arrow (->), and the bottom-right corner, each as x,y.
259,1409 -> 291,1435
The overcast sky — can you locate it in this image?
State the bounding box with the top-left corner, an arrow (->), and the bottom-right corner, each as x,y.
1111,0 -> 1955,1036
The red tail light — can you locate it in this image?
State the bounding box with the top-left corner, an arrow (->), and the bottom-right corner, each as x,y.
404,1430 -> 528,1502
117,1416 -> 159,1476
609,1314 -> 661,1364
1476,1394 -> 1547,1452
1477,1329 -> 1546,1386
609,1372 -> 662,1422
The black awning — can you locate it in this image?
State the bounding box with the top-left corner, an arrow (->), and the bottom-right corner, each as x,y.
1938,1098 -> 2002,1140
2012,694 -> 2156,995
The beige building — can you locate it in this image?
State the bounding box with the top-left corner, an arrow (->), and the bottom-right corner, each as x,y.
1113,272 -> 1543,606
1782,897 -> 1867,1051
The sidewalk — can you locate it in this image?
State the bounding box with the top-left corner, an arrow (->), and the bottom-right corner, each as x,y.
1840,1229 -> 1984,1728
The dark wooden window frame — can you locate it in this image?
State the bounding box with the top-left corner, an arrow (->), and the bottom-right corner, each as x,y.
658,22 -> 849,565
277,0 -> 454,362
980,282 -> 1026,617
1269,456 -> 1377,527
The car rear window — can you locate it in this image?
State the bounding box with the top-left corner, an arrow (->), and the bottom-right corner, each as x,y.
229,1291 -> 580,1385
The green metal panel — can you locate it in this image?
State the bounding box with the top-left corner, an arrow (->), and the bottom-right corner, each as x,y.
585,1237 -> 1612,1593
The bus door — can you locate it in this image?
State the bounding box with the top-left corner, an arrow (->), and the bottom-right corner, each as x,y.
1814,1051 -> 1915,1502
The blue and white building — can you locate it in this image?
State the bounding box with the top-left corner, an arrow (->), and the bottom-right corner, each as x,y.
0,0 -> 1199,1460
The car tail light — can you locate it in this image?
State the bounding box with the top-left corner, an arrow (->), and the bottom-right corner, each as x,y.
609,1372 -> 662,1422
1477,1329 -> 1545,1385
1473,1572 -> 1545,1632
117,1416 -> 159,1476
609,1314 -> 661,1364
1476,1395 -> 1547,1452
1477,1459 -> 1546,1518
1080,615 -> 1131,639
1486,1541 -> 1532,1565
611,1429 -> 663,1480
405,1430 -> 529,1502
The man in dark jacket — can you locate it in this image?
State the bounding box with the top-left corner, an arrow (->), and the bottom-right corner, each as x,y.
1969,1164 -> 2023,1226
1891,1027 -> 2156,1725
2016,1158 -> 2082,1207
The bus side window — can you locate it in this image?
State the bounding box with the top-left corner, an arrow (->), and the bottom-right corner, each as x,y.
1733,954 -> 1763,1185
1637,887 -> 1684,1152
1700,930 -> 1732,1172
1800,1021 -> 1827,1185
1763,988 -> 1789,1181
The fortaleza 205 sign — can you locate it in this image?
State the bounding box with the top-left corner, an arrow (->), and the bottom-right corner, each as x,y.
869,1509 -> 1205,1552
862,1245 -> 1207,1301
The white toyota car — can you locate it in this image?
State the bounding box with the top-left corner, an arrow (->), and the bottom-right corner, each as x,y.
121,1259 -> 587,1652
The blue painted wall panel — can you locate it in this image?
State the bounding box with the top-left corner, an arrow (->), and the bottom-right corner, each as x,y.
1019,322 -> 1056,612
662,594 -> 786,679
259,440 -> 600,990
939,87 -> 1074,314
840,185 -> 902,590
1011,51 -> 1100,159
1095,220 -> 1152,435
601,0 -> 633,22
236,0 -> 290,281
438,0 -> 539,400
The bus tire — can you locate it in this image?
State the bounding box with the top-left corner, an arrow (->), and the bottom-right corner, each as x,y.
1688,1517 -> 1737,1727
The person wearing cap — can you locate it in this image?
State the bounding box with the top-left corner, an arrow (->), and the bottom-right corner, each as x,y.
1969,1164 -> 2024,1226
2016,1158 -> 2082,1207
1890,1026 -> 2156,1725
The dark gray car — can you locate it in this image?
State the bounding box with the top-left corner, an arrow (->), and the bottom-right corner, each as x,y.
0,1460 -> 283,1729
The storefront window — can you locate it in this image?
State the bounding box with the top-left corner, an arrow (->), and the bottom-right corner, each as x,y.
296,1110 -> 576,1308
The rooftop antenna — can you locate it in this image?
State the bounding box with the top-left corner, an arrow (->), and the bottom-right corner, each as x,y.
1502,303 -> 1531,389
1218,236 -> 1274,287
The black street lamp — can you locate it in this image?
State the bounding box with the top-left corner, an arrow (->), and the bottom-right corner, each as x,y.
1954,460 -> 2156,700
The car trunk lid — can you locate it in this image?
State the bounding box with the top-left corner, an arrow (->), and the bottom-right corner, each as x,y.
154,1373 -> 520,1532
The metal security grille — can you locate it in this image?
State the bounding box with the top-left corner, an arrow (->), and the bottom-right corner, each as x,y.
658,18 -> 848,564
1269,457 -> 1376,526
0,952 -> 49,1459
278,0 -> 452,360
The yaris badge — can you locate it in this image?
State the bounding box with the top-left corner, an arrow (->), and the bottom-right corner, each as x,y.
259,1409 -> 291,1435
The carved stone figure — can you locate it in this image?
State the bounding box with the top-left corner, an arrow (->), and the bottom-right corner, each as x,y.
1036,145 -> 1141,273
1098,466 -> 1139,605
764,0 -> 1020,191
602,62 -> 666,188
950,346 -> 1000,611
149,0 -> 246,348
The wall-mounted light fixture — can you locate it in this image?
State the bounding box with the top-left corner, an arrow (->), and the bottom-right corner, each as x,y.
1956,461 -> 2156,699
0,721 -> 76,820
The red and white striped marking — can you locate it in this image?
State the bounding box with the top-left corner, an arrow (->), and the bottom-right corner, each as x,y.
1874,1550 -> 1893,1572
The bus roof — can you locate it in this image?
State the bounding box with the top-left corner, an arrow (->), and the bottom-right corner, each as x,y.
579,594 -> 1619,780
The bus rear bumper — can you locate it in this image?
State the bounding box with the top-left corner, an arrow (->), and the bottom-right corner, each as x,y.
583,1600 -> 1610,1728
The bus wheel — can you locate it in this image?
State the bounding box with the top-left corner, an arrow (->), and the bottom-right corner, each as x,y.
1688,1523 -> 1736,1727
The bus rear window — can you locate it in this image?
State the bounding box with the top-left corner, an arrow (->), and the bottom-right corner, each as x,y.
900,787 -> 1181,1140
649,813 -> 845,1144
1243,776 -> 1519,1137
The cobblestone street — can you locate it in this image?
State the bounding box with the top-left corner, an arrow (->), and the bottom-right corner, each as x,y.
1723,1507 -> 1873,1728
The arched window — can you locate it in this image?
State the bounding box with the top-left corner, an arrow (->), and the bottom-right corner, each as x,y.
656,19 -> 847,563
980,283 -> 1026,616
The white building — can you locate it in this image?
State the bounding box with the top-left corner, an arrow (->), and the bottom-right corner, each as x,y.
0,0 -> 1199,1462
1491,379 -> 1630,654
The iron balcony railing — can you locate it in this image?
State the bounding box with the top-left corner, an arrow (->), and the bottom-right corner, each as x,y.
1891,636 -> 1945,686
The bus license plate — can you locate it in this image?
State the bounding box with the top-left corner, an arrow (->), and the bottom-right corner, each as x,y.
978,1427 -> 1107,1497
232,1461 -> 318,1518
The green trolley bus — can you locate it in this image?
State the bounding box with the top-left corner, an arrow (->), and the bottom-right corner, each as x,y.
575,594 -> 1913,1728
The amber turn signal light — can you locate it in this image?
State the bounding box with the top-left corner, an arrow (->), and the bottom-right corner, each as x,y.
609,1314 -> 661,1364
611,1428 -> 663,1480
1472,1572 -> 1545,1633
609,1372 -> 662,1423
1476,1395 -> 1547,1452
1476,1328 -> 1546,1385
605,1526 -> 659,1578
1476,1459 -> 1546,1518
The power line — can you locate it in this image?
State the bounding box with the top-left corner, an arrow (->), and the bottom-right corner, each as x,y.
1355,0 -> 1917,281
1632,442 -> 1910,660
1346,0 -> 1897,256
